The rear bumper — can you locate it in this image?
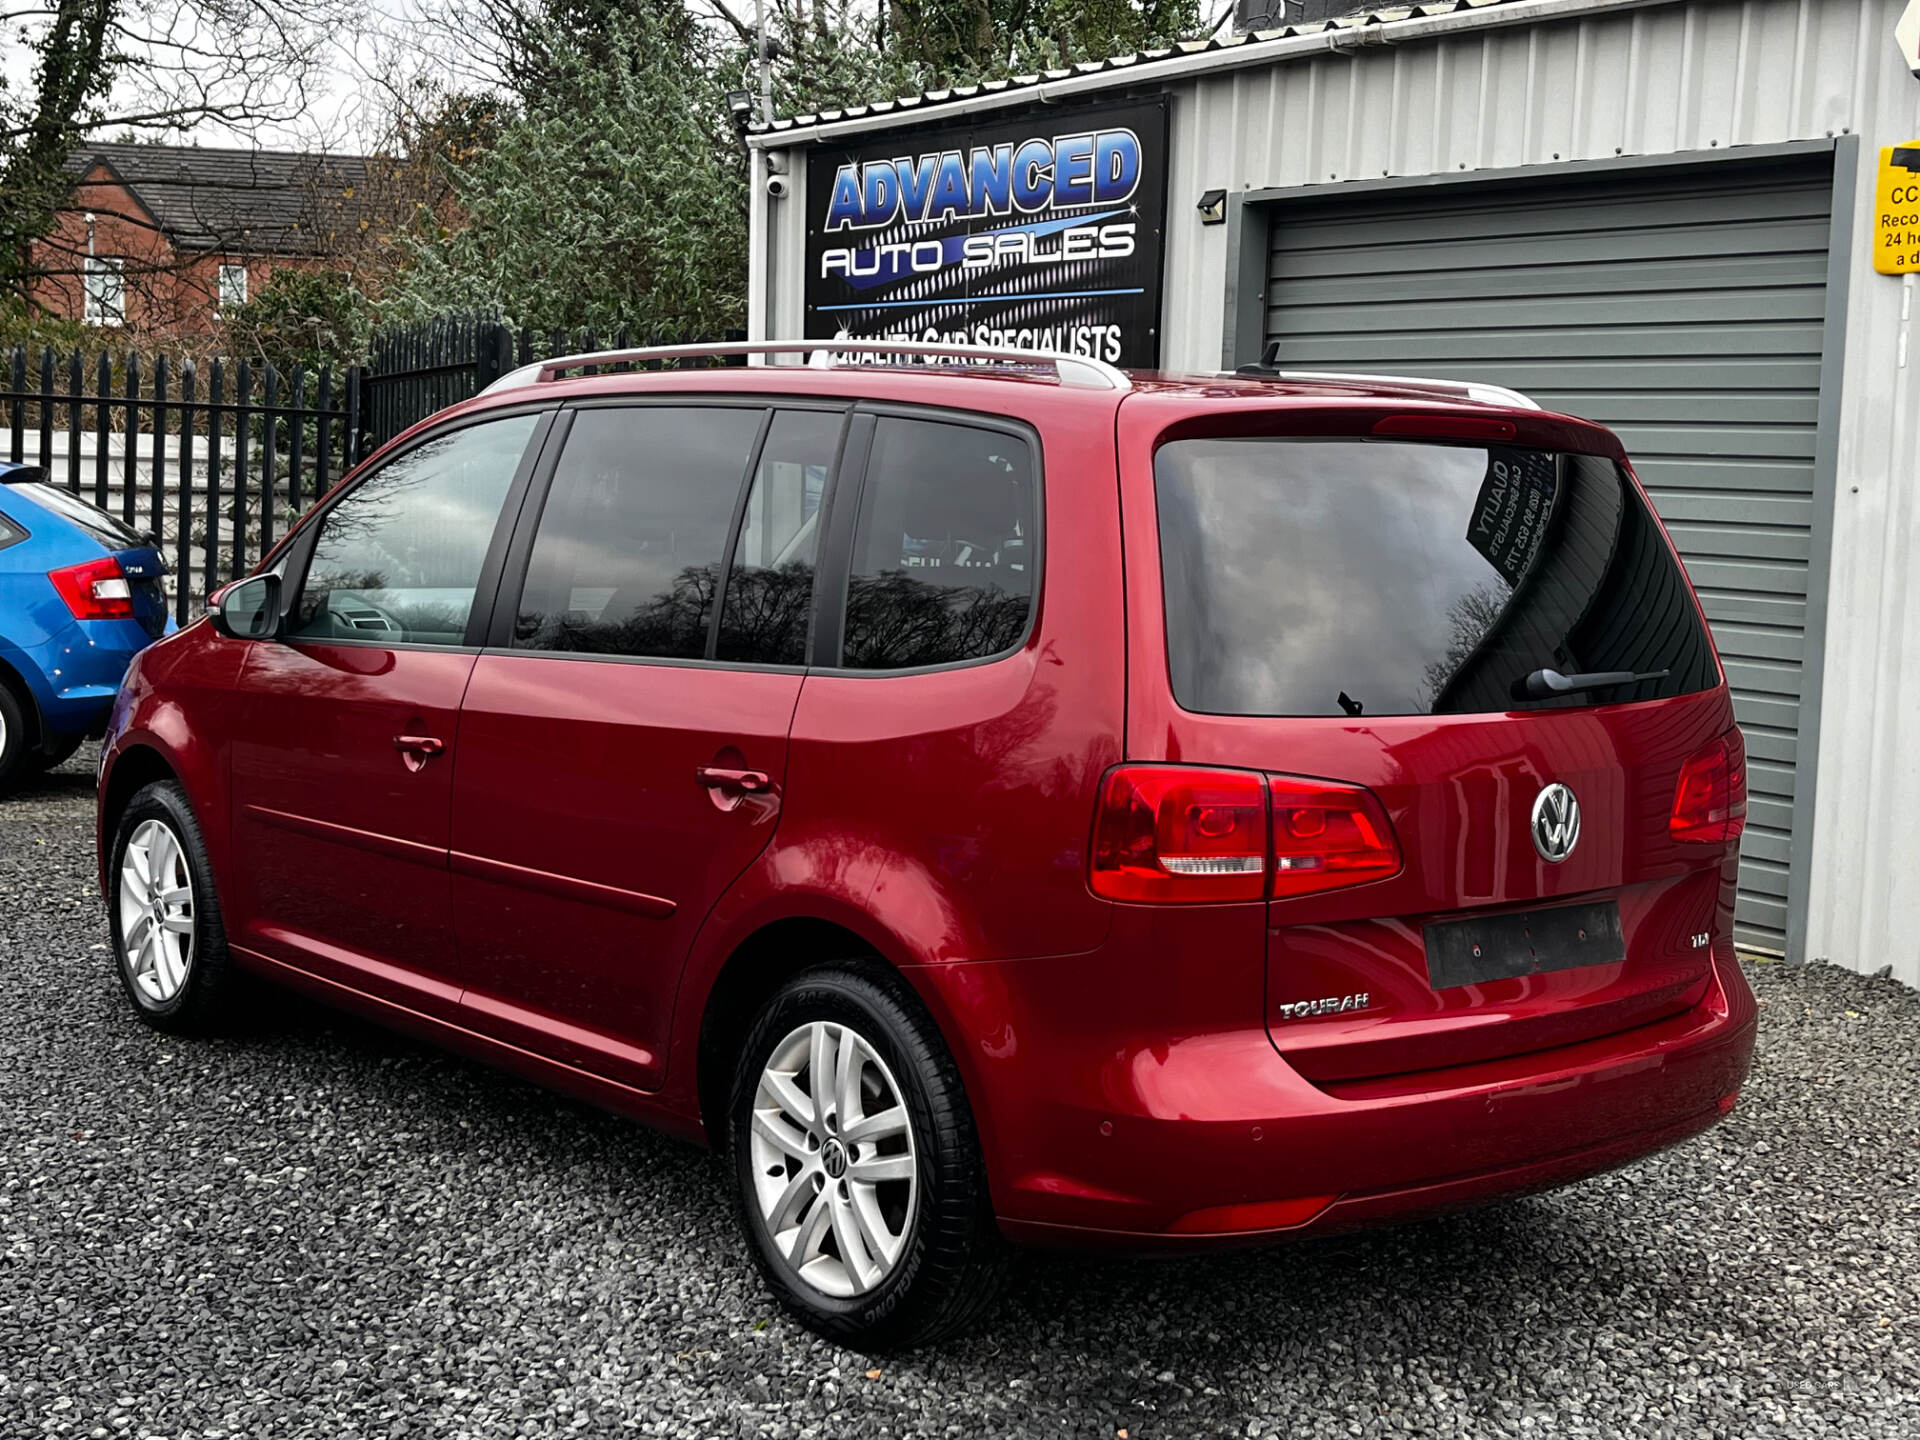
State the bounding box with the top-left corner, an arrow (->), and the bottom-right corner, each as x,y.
999,1096 -> 1724,1253
907,941 -> 1756,1248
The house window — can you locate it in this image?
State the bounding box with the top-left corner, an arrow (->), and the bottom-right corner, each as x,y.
83,257 -> 125,326
217,263 -> 247,310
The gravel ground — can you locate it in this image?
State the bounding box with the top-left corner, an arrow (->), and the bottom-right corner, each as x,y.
2,748 -> 1917,1440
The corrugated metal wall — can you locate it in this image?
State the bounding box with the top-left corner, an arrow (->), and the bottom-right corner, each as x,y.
1151,0 -> 1919,979
1159,0 -> 1897,370
1256,157 -> 1835,951
1152,0 -> 1920,990
761,0 -> 1920,983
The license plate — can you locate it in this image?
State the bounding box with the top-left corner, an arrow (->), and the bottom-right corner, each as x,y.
1423,900 -> 1626,991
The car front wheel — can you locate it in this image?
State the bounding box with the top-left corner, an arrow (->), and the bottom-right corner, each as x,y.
108,780 -> 243,1033
729,965 -> 1006,1350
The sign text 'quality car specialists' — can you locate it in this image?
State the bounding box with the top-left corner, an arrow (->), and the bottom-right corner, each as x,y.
803,100 -> 1169,366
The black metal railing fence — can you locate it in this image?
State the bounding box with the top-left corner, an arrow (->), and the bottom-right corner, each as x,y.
1,314 -> 738,624
4,346 -> 361,625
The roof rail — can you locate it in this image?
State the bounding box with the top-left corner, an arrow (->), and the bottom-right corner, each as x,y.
482,339 -> 1130,395
1238,346 -> 1540,410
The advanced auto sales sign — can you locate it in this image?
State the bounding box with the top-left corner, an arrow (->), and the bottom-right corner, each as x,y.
803,99 -> 1169,366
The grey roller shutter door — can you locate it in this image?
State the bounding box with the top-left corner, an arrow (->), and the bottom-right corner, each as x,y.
1263,157 -> 1832,953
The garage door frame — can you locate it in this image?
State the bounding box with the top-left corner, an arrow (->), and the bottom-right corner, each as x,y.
1219,137 -> 1858,962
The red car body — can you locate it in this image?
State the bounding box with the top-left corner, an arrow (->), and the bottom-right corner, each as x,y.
97,362 -> 1755,1249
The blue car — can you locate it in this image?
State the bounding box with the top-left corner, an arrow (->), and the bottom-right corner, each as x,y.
0,462 -> 172,788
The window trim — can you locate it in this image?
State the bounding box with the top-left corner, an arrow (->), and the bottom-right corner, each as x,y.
278,405 -> 557,653
807,401 -> 1046,679
485,398 -> 858,668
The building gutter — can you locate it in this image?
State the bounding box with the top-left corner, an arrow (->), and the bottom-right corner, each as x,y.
747,0 -> 1682,149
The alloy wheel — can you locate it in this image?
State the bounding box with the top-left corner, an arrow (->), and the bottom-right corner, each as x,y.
117,818 -> 195,1004
749,1020 -> 918,1299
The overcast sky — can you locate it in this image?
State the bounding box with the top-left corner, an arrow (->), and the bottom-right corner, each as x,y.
2,0 -> 763,154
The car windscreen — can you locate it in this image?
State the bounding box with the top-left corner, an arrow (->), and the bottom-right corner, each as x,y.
1154,437 -> 1719,717
10,481 -> 147,550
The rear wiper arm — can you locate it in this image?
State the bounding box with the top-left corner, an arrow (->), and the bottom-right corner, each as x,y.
1512,667 -> 1670,701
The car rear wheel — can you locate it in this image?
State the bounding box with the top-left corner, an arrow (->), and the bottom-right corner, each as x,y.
108,780 -> 243,1033
0,685 -> 29,790
729,965 -> 1007,1350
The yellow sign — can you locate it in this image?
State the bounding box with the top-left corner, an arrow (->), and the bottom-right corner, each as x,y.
1875,141 -> 1920,275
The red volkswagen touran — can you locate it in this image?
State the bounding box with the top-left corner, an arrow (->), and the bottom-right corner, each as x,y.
96,344 -> 1755,1348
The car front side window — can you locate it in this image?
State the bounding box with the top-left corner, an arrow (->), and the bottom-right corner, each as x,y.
287,412 -> 539,647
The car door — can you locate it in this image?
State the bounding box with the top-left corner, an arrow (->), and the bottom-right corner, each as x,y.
227,408 -> 550,1019
448,402 -> 848,1090
784,407 -> 1120,966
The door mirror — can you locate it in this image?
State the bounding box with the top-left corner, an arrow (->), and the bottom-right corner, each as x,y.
211,573 -> 282,640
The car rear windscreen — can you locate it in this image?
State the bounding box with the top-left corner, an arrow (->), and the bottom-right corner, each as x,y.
12,480 -> 147,550
1155,438 -> 1718,717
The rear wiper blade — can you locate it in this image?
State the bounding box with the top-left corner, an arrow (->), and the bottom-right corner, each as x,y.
1512,667 -> 1670,701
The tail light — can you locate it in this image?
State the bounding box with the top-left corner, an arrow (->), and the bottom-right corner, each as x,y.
1090,764 -> 1401,903
1671,728 -> 1748,843
1090,766 -> 1267,903
48,556 -> 134,620
1268,774 -> 1402,898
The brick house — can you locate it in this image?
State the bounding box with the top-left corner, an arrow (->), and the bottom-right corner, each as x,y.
26,143 -> 378,337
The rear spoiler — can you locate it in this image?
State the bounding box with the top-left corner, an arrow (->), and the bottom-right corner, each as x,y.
0,464 -> 46,484
1236,344 -> 1540,410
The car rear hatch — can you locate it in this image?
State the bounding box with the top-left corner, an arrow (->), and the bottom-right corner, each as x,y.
111,544 -> 170,638
9,476 -> 170,637
1128,401 -> 1744,1088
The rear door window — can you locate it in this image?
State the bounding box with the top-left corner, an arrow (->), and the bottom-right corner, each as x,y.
716,410 -> 842,665
512,406 -> 764,659
1154,437 -> 1717,716
840,417 -> 1037,670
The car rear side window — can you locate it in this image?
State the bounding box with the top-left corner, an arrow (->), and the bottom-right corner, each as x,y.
288,412 -> 537,646
1155,437 -> 1718,717
513,406 -> 762,659
716,410 -> 841,666
840,417 -> 1037,670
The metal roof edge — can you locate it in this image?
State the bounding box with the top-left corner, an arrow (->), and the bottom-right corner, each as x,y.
747,0 -> 1678,148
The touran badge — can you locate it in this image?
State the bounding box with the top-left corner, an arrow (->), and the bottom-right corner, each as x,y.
1531,783 -> 1581,863
1275,993 -> 1371,1021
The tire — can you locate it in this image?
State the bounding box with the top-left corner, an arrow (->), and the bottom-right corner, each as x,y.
728,964 -> 1008,1350
106,779 -> 244,1034
0,684 -> 30,792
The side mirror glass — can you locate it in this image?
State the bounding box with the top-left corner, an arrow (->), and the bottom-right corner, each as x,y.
212,573 -> 282,641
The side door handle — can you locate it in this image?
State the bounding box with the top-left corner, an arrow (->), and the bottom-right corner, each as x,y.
695,765 -> 771,793
394,734 -> 445,773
